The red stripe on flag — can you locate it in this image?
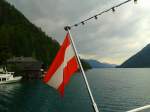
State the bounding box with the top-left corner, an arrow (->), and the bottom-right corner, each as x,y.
58,56 -> 78,96
44,33 -> 70,83
63,56 -> 78,86
58,81 -> 64,96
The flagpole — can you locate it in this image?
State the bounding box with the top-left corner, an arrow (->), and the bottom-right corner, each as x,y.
64,26 -> 100,112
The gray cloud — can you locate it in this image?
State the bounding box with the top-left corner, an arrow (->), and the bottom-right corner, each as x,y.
6,0 -> 150,64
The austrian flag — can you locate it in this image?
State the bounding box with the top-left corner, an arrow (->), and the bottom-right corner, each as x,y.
43,33 -> 79,95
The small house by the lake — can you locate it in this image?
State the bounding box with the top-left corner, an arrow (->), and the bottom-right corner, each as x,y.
7,57 -> 43,79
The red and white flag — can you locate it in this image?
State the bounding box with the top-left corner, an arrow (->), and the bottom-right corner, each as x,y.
43,33 -> 79,96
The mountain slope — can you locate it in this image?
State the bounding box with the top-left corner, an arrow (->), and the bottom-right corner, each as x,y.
0,0 -> 60,66
119,44 -> 150,68
0,0 -> 91,69
85,59 -> 116,68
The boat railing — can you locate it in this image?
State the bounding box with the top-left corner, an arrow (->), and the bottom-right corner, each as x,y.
127,105 -> 150,112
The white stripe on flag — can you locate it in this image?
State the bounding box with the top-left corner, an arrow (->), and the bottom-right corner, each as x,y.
47,44 -> 75,89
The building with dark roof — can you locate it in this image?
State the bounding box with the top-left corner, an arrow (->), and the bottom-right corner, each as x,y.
7,57 -> 43,79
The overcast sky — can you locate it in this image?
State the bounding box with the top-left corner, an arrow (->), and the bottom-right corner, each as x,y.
7,0 -> 150,64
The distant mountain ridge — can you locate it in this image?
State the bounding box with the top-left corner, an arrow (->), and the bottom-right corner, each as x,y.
85,59 -> 116,68
119,44 -> 150,68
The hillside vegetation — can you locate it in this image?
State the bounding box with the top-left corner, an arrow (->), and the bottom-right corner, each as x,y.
0,0 -> 91,69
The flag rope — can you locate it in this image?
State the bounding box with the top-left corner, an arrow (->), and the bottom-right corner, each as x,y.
65,26 -> 100,112
69,0 -> 137,29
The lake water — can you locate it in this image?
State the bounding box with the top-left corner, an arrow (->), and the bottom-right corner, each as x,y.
0,69 -> 150,112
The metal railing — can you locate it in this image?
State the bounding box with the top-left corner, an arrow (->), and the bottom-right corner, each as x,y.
127,105 -> 150,112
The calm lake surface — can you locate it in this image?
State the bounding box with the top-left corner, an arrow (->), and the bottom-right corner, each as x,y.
0,69 -> 150,112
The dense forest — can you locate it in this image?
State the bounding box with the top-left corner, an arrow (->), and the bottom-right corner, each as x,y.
0,0 -> 60,66
0,0 -> 91,69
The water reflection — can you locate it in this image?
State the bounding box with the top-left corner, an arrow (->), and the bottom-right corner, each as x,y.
0,82 -> 22,112
0,69 -> 150,112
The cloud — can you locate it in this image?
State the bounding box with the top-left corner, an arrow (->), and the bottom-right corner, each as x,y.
6,0 -> 150,64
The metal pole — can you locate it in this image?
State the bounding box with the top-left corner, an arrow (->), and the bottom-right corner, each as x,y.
64,26 -> 100,112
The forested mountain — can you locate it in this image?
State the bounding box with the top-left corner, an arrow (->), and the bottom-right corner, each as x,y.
0,0 -> 60,66
0,0 -> 91,69
119,44 -> 150,68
